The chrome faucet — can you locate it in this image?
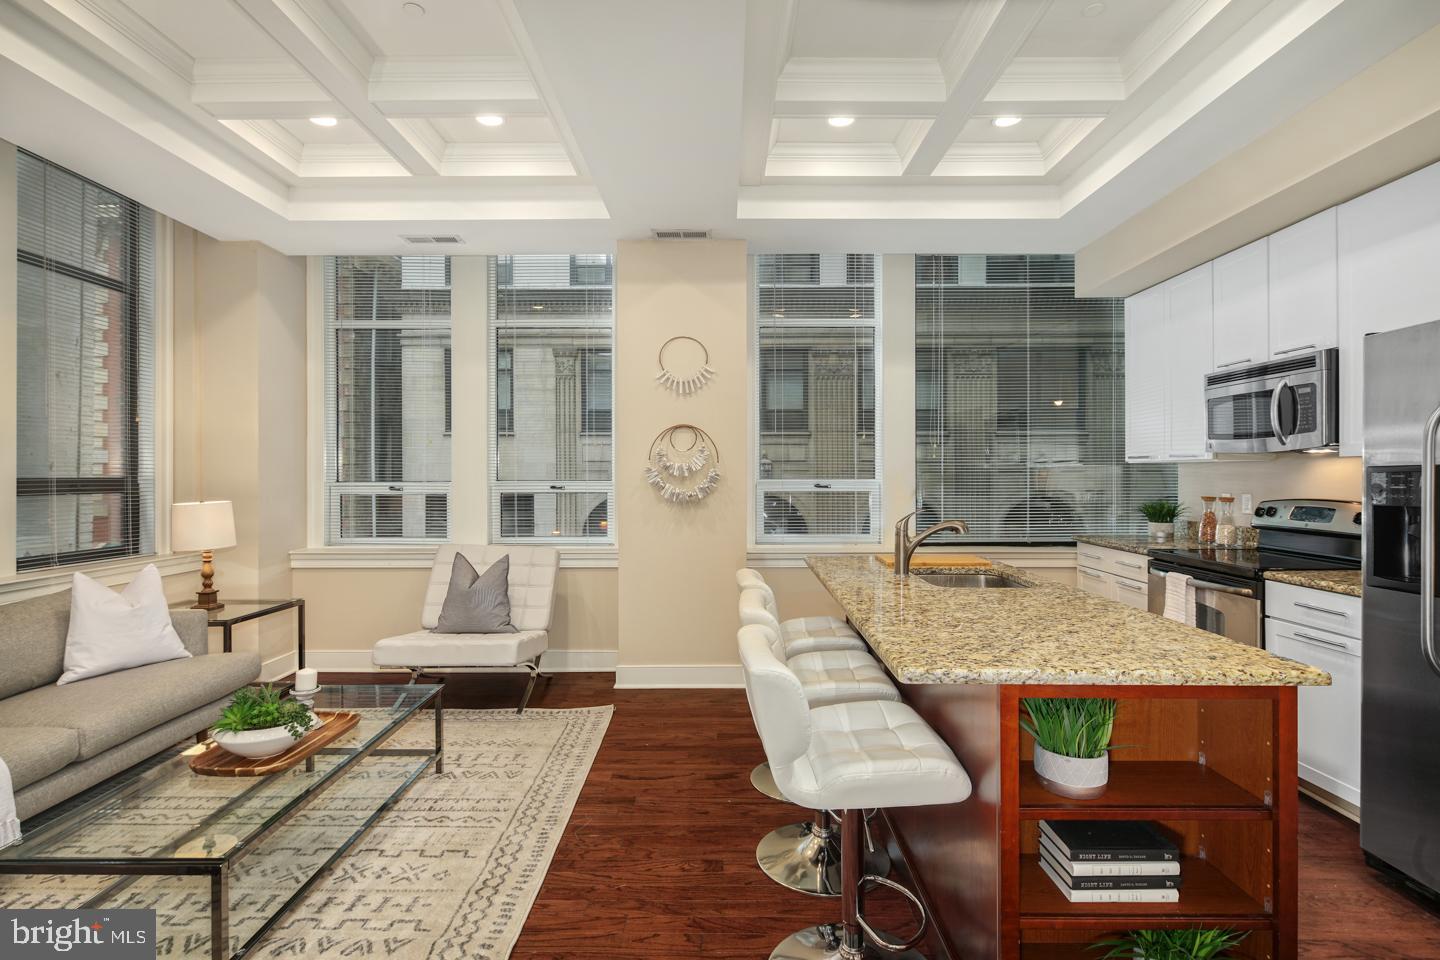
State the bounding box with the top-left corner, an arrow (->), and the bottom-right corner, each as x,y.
893,511 -> 968,576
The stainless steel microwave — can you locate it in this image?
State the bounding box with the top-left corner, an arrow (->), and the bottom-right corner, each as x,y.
1204,348 -> 1339,453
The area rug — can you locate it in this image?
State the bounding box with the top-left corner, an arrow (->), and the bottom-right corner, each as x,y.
0,706 -> 612,959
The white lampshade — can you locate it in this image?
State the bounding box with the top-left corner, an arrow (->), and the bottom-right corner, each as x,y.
171,501 -> 237,552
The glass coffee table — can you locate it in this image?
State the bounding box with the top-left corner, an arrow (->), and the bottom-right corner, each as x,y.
0,684 -> 442,960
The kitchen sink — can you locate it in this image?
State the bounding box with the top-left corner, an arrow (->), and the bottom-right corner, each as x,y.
914,573 -> 1026,589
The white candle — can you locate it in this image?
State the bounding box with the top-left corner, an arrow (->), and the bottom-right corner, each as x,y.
295,667 -> 318,693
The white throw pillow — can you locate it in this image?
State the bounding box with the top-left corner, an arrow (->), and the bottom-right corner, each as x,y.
58,564 -> 192,685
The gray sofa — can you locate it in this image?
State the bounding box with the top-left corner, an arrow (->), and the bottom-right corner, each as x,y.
0,589 -> 261,821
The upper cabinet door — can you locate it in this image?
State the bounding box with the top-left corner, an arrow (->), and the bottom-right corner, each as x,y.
1338,162 -> 1440,457
1165,264 -> 1215,460
1212,238 -> 1268,372
1269,208 -> 1338,360
1124,286 -> 1167,462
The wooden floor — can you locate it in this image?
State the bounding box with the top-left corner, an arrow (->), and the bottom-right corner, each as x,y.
327,671 -> 1440,959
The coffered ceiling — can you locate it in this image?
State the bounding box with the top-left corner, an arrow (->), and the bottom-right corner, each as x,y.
1,0 -> 1438,255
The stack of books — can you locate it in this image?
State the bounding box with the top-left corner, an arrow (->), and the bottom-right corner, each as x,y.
1038,820 -> 1181,903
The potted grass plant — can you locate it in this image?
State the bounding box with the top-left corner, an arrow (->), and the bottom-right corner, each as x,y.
1021,697 -> 1120,799
1139,500 -> 1185,543
1093,928 -> 1248,960
211,685 -> 315,760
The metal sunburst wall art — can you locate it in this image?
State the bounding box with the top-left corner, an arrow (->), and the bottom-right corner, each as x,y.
645,424 -> 722,503
654,335 -> 716,395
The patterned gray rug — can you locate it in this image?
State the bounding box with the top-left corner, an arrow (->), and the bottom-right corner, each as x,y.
0,706 -> 612,959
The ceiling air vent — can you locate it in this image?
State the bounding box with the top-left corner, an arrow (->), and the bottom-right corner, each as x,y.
651,229 -> 711,240
401,234 -> 464,245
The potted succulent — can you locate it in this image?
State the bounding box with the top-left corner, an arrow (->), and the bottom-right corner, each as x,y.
211,685 -> 316,760
1021,697 -> 1120,799
1093,928 -> 1248,960
1139,500 -> 1185,543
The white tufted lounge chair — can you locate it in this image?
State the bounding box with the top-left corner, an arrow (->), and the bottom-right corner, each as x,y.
372,544 -> 559,714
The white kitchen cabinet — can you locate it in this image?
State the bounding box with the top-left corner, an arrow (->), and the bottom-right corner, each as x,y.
1111,575 -> 1150,610
1338,160 -> 1440,456
1076,543 -> 1150,609
1268,208 -> 1337,360
1266,612 -> 1361,811
1212,238 -> 1268,371
1076,565 -> 1116,601
1124,285 -> 1168,462
1164,264 -> 1214,460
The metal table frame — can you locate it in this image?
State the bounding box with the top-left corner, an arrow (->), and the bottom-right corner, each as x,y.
178,599 -> 306,666
0,685 -> 443,960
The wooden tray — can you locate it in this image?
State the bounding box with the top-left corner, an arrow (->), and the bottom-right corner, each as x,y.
190,710 -> 361,777
875,553 -> 991,568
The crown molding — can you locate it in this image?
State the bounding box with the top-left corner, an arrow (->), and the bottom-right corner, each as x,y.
441,142 -> 575,177
72,0 -> 193,83
775,57 -> 945,105
986,57 -> 1126,104
766,142 -> 901,178
369,55 -> 539,106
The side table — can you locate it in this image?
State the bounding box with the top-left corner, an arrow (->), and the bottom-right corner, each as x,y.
170,598 -> 306,667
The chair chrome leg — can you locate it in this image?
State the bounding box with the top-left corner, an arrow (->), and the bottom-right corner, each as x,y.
751,761 -> 789,802
516,662 -> 540,715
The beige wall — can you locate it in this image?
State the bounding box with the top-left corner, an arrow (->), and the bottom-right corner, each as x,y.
290,567 -> 619,663
615,240 -> 749,681
1076,23 -> 1440,299
1179,455 -> 1364,520
0,141 -> 16,580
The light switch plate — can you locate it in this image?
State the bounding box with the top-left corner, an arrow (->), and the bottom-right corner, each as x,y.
1240,494 -> 1253,514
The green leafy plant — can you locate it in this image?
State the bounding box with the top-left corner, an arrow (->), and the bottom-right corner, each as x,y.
1020,697 -> 1119,760
1093,928 -> 1248,960
1139,500 -> 1185,524
213,685 -> 313,740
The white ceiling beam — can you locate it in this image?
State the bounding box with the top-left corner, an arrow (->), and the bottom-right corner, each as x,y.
740,0 -> 796,182
986,58 -> 1125,104
232,0 -> 441,175
494,0 -> 590,180
901,0 -> 1052,177
368,56 -> 543,117
191,58 -> 334,118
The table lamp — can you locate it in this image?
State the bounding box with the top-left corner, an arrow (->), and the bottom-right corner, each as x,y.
171,500 -> 237,611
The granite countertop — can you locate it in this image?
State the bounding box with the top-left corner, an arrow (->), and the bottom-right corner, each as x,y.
1263,569 -> 1364,598
1075,531 -> 1257,556
806,555 -> 1330,688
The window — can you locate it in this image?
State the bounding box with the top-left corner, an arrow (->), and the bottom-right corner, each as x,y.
323,256 -> 451,543
491,255 -> 614,543
753,253 -> 881,543
15,151 -> 155,569
915,255 -> 1177,543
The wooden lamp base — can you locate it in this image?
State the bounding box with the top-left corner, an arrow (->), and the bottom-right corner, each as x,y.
192,549 -> 225,611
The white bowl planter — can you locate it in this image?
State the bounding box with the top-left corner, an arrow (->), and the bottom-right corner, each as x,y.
1148,521 -> 1175,543
1033,744 -> 1108,799
212,715 -> 314,760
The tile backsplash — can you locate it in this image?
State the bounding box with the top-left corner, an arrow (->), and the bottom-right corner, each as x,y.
1178,455 -> 1364,525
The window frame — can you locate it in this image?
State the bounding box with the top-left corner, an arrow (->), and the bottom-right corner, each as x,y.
751,254 -> 883,546
15,152 -> 149,571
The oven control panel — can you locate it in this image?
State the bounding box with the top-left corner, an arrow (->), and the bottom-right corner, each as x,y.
1252,498 -> 1363,534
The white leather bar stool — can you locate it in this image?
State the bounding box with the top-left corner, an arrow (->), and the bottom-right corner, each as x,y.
739,624 -> 972,960
736,568 -> 866,656
738,599 -> 898,898
735,570 -> 868,803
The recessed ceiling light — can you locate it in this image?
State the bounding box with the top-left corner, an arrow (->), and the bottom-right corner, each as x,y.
1082,2 -> 1106,17
827,116 -> 855,128
309,116 -> 338,127
992,116 -> 1022,128
402,1 -> 426,17
475,114 -> 505,127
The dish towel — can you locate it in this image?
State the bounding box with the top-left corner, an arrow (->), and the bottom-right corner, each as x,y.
1163,571 -> 1196,626
0,756 -> 19,849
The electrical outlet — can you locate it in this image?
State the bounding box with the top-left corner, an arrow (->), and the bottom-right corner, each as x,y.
1240,494 -> 1253,514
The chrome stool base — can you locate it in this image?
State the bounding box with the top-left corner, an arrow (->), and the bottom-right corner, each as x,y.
769,924 -> 927,960
752,761 -> 788,802
756,821 -> 891,898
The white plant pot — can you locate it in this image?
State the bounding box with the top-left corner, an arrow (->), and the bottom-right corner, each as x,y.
212,716 -> 313,760
1033,744 -> 1109,800
1147,522 -> 1175,543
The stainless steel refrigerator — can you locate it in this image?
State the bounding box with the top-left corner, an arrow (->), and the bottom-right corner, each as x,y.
1362,317 -> 1440,898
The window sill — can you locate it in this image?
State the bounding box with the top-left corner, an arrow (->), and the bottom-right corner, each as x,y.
746,544 -> 1078,568
290,545 -> 619,570
0,552 -> 203,603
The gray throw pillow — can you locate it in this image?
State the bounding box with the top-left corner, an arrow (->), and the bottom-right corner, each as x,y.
435,553 -> 517,634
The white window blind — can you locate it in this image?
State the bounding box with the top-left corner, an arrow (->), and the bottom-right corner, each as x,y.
490,255 -> 614,543
15,151 -> 155,570
753,254 -> 881,543
915,255 -> 1177,543
323,256 -> 451,543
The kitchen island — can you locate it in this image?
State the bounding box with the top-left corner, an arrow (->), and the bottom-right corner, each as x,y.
807,555 -> 1328,960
